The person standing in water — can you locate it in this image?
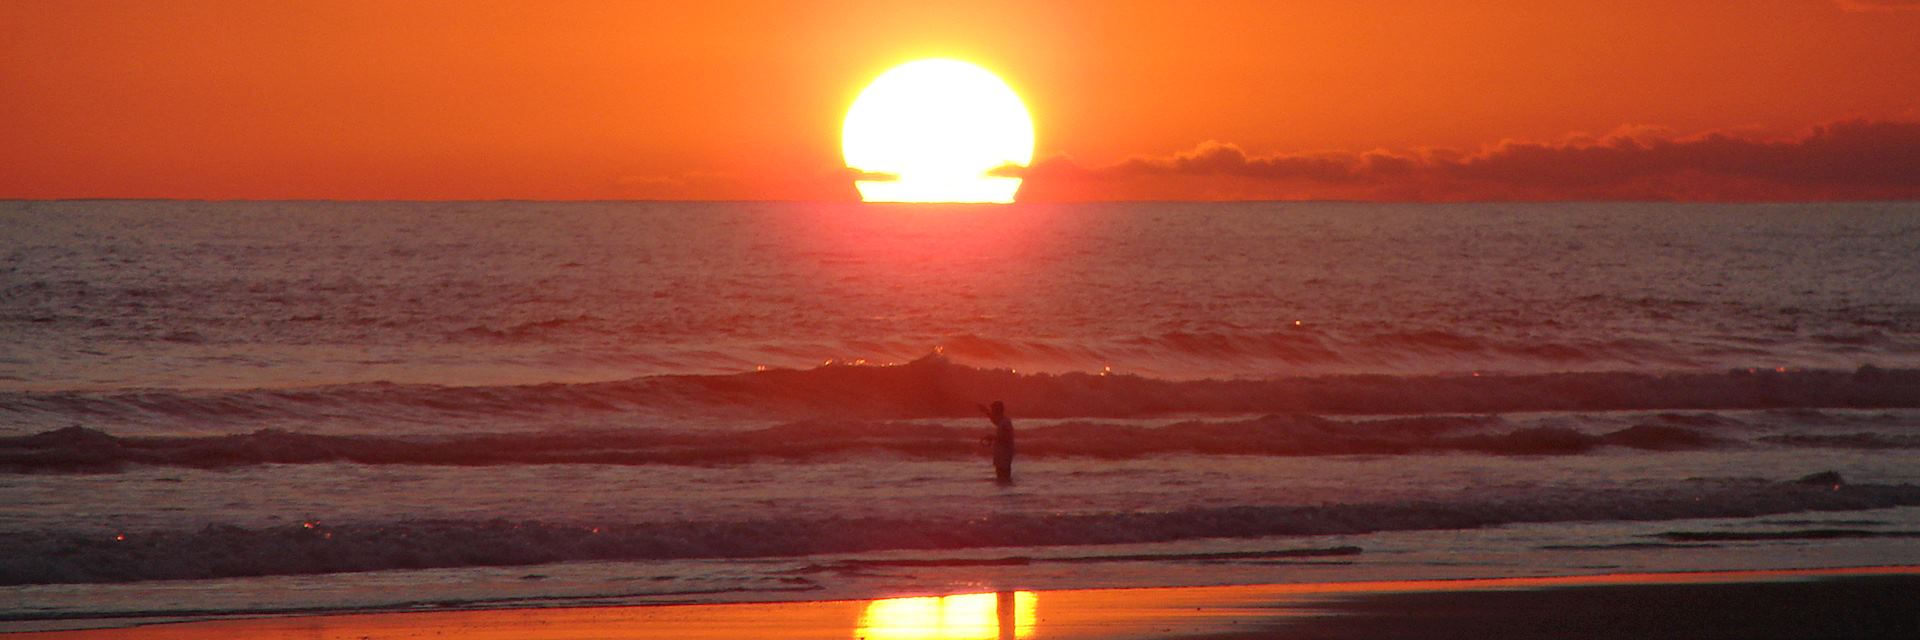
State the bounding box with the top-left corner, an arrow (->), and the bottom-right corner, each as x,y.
978,400 -> 1015,484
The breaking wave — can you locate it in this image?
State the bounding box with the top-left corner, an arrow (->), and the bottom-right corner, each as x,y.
2,357 -> 1915,430
1653,529 -> 1920,542
0,414 -> 1815,473
1759,433 -> 1920,449
4,476 -> 1914,585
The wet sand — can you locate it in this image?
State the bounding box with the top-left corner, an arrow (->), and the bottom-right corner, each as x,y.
10,567 -> 1915,639
1209,569 -> 1919,640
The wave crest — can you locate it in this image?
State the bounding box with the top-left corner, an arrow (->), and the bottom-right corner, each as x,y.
3,358 -> 1916,431
0,414 -> 1803,473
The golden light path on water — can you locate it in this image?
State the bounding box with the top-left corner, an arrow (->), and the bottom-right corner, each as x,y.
855,591 -> 1037,640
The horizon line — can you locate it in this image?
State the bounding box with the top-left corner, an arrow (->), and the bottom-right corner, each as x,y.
4,197 -> 1918,205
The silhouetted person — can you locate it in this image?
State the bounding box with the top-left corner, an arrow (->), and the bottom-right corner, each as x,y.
978,400 -> 1015,484
997,590 -> 1017,640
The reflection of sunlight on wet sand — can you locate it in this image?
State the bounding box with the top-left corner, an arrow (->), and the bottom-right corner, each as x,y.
856,591 -> 1035,640
18,568 -> 1916,640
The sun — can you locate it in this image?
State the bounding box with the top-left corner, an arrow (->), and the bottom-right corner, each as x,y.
842,59 -> 1035,203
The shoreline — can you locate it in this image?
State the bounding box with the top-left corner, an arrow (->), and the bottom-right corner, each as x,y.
10,566 -> 1915,639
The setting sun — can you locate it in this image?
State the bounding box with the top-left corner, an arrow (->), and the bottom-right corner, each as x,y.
842,59 -> 1035,203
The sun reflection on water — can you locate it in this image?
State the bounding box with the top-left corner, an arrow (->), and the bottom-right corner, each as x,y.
856,591 -> 1036,640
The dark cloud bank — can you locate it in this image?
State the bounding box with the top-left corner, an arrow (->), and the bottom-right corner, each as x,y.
1006,118 -> 1920,202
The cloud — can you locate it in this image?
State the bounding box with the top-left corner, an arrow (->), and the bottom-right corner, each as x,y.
845,168 -> 899,182
610,164 -> 863,201
1011,118 -> 1920,202
615,171 -> 732,189
985,162 -> 1027,178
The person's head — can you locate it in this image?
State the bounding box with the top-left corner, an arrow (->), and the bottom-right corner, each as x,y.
990,400 -> 1005,416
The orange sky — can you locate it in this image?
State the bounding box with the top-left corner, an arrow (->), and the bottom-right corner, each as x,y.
3,0 -> 1917,201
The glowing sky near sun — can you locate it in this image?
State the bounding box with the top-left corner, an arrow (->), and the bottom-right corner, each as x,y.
1,0 -> 1916,201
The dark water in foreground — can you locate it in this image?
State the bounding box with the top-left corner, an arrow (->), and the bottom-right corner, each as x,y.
2,201 -> 1917,625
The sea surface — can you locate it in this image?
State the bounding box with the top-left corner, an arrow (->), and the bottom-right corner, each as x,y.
2,200 -> 1919,629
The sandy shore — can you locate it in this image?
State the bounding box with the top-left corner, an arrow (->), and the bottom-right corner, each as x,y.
10,567 -> 1915,639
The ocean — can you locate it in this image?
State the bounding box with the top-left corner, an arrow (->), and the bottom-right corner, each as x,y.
2,200 -> 1918,628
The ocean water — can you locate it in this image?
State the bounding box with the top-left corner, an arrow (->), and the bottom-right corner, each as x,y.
2,200 -> 1919,628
